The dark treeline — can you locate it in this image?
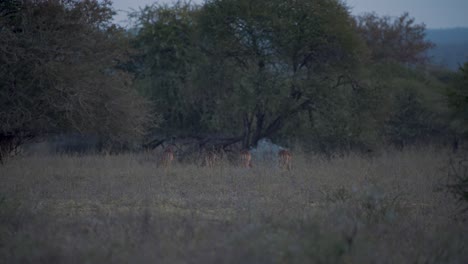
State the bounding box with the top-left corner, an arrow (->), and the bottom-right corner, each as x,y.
1,0 -> 467,160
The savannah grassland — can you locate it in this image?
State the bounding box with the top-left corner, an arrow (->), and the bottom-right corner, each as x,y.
1,147 -> 467,263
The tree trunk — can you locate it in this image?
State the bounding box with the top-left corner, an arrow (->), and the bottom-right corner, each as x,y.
242,114 -> 253,149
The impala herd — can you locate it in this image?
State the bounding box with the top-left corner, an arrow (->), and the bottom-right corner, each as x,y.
160,146 -> 292,170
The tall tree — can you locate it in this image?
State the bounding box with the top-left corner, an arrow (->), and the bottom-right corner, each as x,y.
134,0 -> 363,148
197,0 -> 362,147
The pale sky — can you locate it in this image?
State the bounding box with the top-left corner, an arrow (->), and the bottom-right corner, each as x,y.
111,0 -> 468,29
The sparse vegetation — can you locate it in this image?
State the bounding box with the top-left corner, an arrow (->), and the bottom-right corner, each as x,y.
1,148 -> 467,263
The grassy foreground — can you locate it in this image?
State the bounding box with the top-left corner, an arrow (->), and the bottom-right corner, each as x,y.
0,148 -> 467,263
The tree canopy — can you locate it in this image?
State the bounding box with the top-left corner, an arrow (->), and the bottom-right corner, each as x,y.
133,0 -> 364,148
355,12 -> 434,65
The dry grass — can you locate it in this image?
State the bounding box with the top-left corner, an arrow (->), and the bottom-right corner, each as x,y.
0,147 -> 467,263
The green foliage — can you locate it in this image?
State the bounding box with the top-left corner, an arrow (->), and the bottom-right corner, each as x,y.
447,62 -> 468,137
132,0 -> 363,147
0,0 -> 456,156
131,2 -> 209,135
385,91 -> 447,147
444,65 -> 468,213
198,0 -> 362,144
0,0 -> 155,161
302,75 -> 382,154
127,1 -> 456,152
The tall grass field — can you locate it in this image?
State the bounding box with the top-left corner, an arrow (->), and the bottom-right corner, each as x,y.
1,147 -> 467,263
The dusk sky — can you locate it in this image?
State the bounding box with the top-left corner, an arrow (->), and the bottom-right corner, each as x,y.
112,0 -> 468,29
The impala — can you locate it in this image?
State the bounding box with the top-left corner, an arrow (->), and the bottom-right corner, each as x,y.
204,150 -> 218,168
240,149 -> 252,168
278,149 -> 292,170
161,146 -> 174,168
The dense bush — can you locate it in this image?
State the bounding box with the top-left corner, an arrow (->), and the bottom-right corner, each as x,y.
0,0 -> 155,161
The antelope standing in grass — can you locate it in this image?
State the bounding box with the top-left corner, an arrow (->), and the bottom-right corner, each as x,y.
204,150 -> 219,168
161,146 -> 174,168
278,149 -> 292,170
240,149 -> 252,168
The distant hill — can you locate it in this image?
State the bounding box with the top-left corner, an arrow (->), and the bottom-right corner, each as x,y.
426,28 -> 468,71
